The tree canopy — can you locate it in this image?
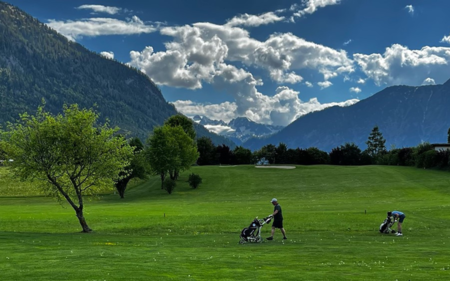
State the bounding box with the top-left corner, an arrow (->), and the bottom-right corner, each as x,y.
146,125 -> 199,186
1,104 -> 133,232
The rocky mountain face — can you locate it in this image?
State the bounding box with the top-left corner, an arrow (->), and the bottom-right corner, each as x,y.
244,80 -> 450,151
193,116 -> 283,145
0,2 -> 233,146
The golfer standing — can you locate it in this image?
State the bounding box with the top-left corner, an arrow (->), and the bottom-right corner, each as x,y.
267,198 -> 287,240
388,210 -> 405,236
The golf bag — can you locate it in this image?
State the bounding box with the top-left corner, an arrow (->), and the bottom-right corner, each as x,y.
379,217 -> 396,234
239,216 -> 272,244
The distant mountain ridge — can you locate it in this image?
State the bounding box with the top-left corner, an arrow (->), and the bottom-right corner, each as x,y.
192,115 -> 283,144
0,1 -> 234,147
244,80 -> 450,151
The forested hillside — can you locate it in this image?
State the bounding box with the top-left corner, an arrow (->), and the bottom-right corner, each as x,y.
0,2 -> 234,147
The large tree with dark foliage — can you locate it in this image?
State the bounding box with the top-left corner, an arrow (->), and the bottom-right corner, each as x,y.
233,146 -> 253,164
114,137 -> 147,198
330,143 -> 362,165
1,104 -> 133,232
217,144 -> 233,165
197,137 -> 216,165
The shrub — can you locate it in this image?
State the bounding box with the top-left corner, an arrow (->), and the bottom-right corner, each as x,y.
413,143 -> 434,168
188,173 -> 202,189
423,150 -> 437,169
397,148 -> 414,166
435,150 -> 450,168
163,178 -> 176,194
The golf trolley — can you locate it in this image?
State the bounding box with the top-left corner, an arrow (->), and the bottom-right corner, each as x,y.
379,216 -> 396,234
239,215 -> 272,244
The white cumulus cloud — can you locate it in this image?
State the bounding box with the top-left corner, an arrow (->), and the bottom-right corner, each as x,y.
173,89 -> 359,127
204,124 -> 236,135
100,51 -> 114,59
128,18 -> 356,126
47,16 -> 156,41
318,81 -> 333,89
349,87 -> 361,93
226,12 -> 285,27
76,5 -> 121,15
422,77 -> 436,85
293,0 -> 341,18
354,44 -> 450,86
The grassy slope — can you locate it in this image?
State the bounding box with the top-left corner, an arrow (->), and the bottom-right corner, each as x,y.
0,165 -> 449,280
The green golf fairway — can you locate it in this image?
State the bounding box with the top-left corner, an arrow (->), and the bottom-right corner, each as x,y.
1,165 -> 449,280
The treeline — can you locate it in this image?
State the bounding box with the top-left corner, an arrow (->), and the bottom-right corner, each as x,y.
197,126 -> 450,170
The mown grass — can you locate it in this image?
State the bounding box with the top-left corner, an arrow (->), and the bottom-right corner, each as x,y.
1,165 -> 450,280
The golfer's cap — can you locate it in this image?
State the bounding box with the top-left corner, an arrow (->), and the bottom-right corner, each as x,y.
271,198 -> 277,202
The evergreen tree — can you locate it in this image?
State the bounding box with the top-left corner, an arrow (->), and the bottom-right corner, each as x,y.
366,125 -> 387,157
448,127 -> 450,143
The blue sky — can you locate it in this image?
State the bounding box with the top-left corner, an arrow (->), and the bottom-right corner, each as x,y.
6,0 -> 450,128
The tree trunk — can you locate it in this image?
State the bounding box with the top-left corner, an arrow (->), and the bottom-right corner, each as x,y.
169,170 -> 176,180
76,209 -> 92,233
160,172 -> 165,189
115,178 -> 130,198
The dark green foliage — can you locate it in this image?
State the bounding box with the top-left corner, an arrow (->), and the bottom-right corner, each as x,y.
377,149 -> 400,166
306,147 -> 330,164
114,137 -> 147,198
284,148 -> 298,164
435,150 -> 450,168
165,115 -> 196,140
296,148 -> 312,165
397,148 -> 415,166
330,143 -> 362,165
423,150 -> 437,169
163,178 -> 176,194
197,137 -> 216,165
188,173 -> 202,189
413,143 -> 434,168
233,146 -> 253,164
216,144 -> 232,165
254,144 -> 276,164
275,143 -> 287,164
365,125 -> 387,159
360,151 -> 373,165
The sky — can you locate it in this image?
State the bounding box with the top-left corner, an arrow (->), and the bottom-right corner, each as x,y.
6,0 -> 450,130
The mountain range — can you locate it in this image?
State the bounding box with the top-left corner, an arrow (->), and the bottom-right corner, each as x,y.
0,1 -> 234,147
244,80 -> 450,151
192,115 -> 283,145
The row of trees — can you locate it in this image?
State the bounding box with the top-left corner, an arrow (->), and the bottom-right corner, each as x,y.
195,126 -> 386,166
195,125 -> 450,170
0,104 -> 200,232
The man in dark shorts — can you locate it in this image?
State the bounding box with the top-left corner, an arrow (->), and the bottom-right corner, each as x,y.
267,198 -> 287,240
388,210 -> 406,236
